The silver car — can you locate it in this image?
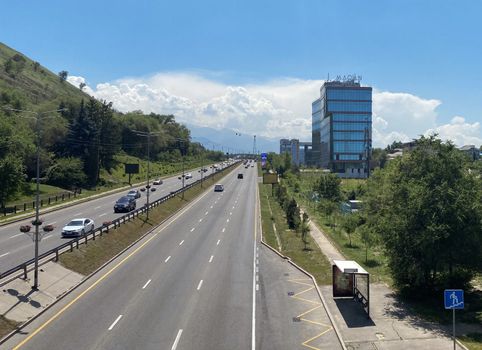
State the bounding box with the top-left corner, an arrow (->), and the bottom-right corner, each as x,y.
62,218 -> 95,237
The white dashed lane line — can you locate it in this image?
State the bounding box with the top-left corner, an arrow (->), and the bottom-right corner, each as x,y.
197,280 -> 203,290
179,240 -> 184,246
209,255 -> 214,263
9,233 -> 24,239
222,228 -> 225,233
99,213 -> 107,217
171,329 -> 183,350
164,256 -> 171,263
190,228 -> 195,232
205,211 -> 208,215
108,315 -> 123,331
142,279 -> 151,289
0,252 -> 10,258
199,218 -> 203,223
216,239 -> 220,245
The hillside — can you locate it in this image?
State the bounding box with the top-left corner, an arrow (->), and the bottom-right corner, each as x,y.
0,42 -> 90,110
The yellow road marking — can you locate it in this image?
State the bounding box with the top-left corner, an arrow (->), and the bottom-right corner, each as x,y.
12,181 -> 215,350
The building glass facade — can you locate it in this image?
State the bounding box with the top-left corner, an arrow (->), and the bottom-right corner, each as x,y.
312,80 -> 372,178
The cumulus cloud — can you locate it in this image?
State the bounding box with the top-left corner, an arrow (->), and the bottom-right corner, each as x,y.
70,72 -> 480,147
425,116 -> 482,146
67,75 -> 95,95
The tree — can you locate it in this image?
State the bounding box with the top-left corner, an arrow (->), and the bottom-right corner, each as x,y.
79,82 -> 86,91
301,212 -> 310,250
286,198 -> 300,230
46,157 -> 86,189
314,173 -> 341,201
0,156 -> 25,207
341,213 -> 360,248
365,135 -> 482,294
58,70 -> 68,82
358,224 -> 376,263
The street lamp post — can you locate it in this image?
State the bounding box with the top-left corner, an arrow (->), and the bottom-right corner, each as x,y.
4,107 -> 65,290
132,130 -> 161,220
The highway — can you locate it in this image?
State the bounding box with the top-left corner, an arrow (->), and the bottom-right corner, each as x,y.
5,163 -> 258,350
0,164 -> 225,275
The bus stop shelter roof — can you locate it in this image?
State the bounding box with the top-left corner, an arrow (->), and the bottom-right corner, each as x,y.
333,260 -> 368,275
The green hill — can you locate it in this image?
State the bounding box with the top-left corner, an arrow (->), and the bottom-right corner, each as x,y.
0,42 -> 90,110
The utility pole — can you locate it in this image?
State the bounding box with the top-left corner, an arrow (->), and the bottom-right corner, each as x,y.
3,107 -> 65,290
252,135 -> 256,159
132,130 -> 161,220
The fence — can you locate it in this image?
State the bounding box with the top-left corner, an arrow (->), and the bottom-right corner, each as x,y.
2,189 -> 82,216
0,162 -> 238,283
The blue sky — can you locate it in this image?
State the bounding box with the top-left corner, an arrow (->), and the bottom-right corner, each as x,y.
1,0 -> 481,146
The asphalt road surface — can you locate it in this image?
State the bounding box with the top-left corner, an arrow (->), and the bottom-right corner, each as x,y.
5,163 -> 258,350
0,164 -> 227,275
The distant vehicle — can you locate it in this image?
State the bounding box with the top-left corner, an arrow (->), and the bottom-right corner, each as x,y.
62,218 -> 94,237
153,179 -> 163,185
202,168 -> 208,172
151,187 -> 156,192
114,196 -> 136,213
214,184 -> 224,192
140,187 -> 146,192
237,173 -> 244,179
251,164 -> 254,167
185,173 -> 192,179
127,189 -> 141,199
213,164 -> 219,168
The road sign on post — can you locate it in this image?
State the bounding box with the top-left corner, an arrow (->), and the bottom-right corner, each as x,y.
444,289 -> 464,350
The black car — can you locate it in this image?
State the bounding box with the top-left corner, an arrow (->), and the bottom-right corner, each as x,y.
114,196 -> 136,213
237,173 -> 243,179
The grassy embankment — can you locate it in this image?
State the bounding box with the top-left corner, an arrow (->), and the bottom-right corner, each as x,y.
289,170 -> 482,349
59,166 -> 232,275
258,165 -> 331,285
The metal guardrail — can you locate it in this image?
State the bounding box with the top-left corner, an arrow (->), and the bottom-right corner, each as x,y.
0,162 -> 239,282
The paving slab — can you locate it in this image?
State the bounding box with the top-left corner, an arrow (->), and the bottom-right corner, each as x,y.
0,262 -> 83,322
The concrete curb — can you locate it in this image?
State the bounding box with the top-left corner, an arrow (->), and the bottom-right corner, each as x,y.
0,165 -> 236,346
256,185 -> 347,350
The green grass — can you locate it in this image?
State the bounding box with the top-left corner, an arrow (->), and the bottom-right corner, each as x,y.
7,183 -> 68,205
459,333 -> 482,350
258,182 -> 332,285
0,315 -> 19,341
59,167 -> 234,276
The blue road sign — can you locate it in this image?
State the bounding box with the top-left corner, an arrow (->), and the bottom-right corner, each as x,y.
444,289 -> 464,309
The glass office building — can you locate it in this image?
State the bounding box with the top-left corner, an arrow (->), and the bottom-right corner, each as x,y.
312,80 -> 372,178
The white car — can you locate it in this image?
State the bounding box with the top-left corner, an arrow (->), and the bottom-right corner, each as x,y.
153,179 -> 163,185
62,218 -> 95,238
185,173 -> 193,179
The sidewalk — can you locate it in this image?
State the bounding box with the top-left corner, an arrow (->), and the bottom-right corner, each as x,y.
304,209 -> 470,350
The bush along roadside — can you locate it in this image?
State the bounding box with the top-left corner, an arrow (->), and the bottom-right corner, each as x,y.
258,181 -> 331,285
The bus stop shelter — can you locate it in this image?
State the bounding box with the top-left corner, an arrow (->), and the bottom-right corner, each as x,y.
332,260 -> 370,318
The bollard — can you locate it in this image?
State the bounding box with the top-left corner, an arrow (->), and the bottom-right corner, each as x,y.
85,235 -> 88,245
70,242 -> 73,252
55,249 -> 59,262
23,265 -> 27,280
92,230 -> 95,240
76,239 -> 79,249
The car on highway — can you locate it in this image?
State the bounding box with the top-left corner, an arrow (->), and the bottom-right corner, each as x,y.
185,173 -> 193,179
153,179 -> 163,185
127,189 -> 141,199
214,184 -> 224,192
237,173 -> 243,179
151,187 -> 156,192
61,218 -> 95,237
114,196 -> 136,213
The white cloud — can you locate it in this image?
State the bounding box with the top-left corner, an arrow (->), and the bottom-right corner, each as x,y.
66,75 -> 95,95
70,72 -> 481,147
425,116 -> 482,146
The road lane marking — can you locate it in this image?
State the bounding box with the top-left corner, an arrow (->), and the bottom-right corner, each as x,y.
205,211 -> 208,215
43,235 -> 53,240
9,233 -> 23,239
11,176 -> 216,350
94,206 -> 101,209
0,252 -> 10,258
216,239 -> 220,245
73,212 -> 83,216
197,280 -> 203,290
210,205 -> 213,209
99,213 -> 107,217
108,315 -> 123,330
252,180 -> 259,350
199,218 -> 203,222
209,255 -> 214,263
222,228 -> 225,233
230,212 -> 232,215
165,256 -> 171,263
171,329 -> 183,350
232,206 -> 235,209
142,279 -> 151,289
179,240 -> 184,246
48,221 -> 57,225
190,228 -> 195,232
256,284 -> 259,291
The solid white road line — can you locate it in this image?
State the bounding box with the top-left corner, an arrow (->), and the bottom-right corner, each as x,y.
197,280 -> 203,290
209,255 -> 214,263
216,239 -> 220,245
171,329 -> 183,350
190,228 -> 195,232
142,279 -> 152,289
9,233 -> 24,239
108,314 -> 123,330
99,213 -> 107,217
0,252 -> 10,258
165,256 -> 171,263
179,240 -> 184,246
